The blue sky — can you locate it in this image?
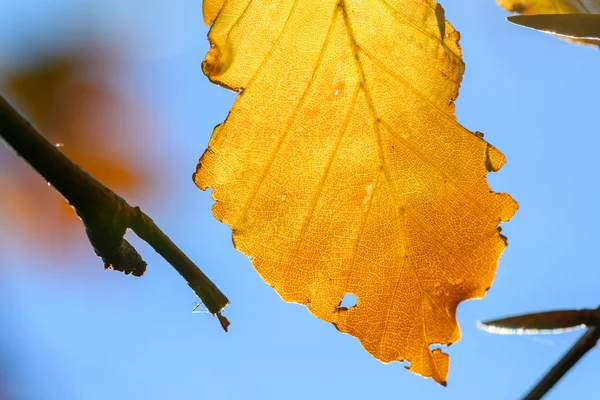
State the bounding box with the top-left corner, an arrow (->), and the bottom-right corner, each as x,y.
1,1 -> 599,399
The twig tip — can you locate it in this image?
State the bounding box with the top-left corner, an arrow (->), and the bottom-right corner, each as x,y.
217,312 -> 230,332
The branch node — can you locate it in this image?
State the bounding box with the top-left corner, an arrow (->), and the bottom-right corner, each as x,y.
101,239 -> 147,277
0,94 -> 228,327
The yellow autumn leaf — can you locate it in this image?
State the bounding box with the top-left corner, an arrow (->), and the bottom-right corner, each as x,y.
195,0 -> 517,384
498,0 -> 600,45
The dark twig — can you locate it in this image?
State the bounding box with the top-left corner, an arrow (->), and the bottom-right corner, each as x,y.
523,327 -> 599,400
0,94 -> 229,330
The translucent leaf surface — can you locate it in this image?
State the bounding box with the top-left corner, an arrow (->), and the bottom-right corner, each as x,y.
195,0 -> 517,384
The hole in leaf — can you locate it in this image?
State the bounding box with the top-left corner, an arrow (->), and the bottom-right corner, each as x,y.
429,343 -> 449,352
337,293 -> 358,310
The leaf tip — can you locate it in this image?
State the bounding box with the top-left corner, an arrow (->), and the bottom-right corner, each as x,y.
485,143 -> 507,173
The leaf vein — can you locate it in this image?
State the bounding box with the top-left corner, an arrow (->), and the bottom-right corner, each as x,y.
234,3 -> 340,227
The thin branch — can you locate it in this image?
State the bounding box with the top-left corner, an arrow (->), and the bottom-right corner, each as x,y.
523,326 -> 599,400
0,94 -> 229,330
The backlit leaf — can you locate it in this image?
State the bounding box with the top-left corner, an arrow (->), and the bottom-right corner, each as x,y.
195,0 -> 517,384
498,0 -> 600,46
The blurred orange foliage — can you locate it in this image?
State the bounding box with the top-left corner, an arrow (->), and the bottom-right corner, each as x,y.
0,42 -> 154,262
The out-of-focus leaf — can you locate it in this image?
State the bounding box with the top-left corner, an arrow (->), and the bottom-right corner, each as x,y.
508,14 -> 600,40
479,309 -> 600,335
195,0 -> 517,384
497,0 -> 600,46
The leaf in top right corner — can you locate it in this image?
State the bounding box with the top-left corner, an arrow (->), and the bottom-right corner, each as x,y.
497,0 -> 600,45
